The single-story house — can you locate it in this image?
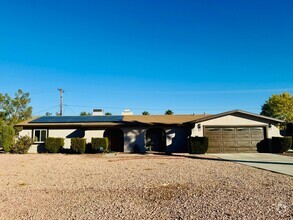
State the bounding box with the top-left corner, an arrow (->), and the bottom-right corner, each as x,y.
15,109 -> 284,153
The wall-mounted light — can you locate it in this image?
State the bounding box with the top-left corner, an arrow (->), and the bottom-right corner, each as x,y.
268,123 -> 272,128
197,124 -> 201,130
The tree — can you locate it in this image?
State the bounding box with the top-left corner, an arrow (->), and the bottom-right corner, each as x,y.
45,112 -> 52,116
142,111 -> 150,115
0,125 -> 15,152
0,89 -> 32,125
261,92 -> 293,122
165,109 -> 174,115
105,112 -> 112,116
80,111 -> 91,116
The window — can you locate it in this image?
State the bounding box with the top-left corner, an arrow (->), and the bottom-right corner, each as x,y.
34,129 -> 47,143
222,128 -> 234,132
206,128 -> 221,132
236,128 -> 250,132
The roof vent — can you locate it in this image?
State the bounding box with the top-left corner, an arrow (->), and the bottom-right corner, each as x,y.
122,109 -> 133,115
92,109 -> 104,116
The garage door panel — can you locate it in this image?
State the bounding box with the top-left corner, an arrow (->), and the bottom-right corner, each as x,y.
236,128 -> 250,132
237,141 -> 251,147
222,148 -> 237,152
222,134 -> 236,139
222,128 -> 235,132
251,140 -> 262,145
209,141 -> 223,147
223,141 -> 237,147
236,147 -> 256,152
236,134 -> 250,138
205,128 -> 221,132
251,134 -> 264,139
206,134 -> 221,139
207,147 -> 222,153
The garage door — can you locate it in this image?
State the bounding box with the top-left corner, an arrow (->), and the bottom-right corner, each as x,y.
204,127 -> 265,153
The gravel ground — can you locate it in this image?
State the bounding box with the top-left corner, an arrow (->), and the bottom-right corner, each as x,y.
0,153 -> 292,220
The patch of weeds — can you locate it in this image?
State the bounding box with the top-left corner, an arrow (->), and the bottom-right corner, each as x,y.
18,182 -> 28,187
143,183 -> 189,201
143,168 -> 153,171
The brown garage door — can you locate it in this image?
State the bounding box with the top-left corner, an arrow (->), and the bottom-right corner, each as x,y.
204,127 -> 265,153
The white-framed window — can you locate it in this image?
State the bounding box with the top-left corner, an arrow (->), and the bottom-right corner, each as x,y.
33,129 -> 47,143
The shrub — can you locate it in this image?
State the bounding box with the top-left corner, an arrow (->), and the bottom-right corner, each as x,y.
10,136 -> 33,154
272,136 -> 292,153
189,136 -> 209,154
45,137 -> 64,153
256,139 -> 270,153
0,125 -> 15,152
71,138 -> 86,154
286,123 -> 293,149
92,137 -> 109,153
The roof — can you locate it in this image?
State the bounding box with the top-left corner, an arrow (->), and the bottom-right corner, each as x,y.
123,114 -> 209,125
15,110 -> 284,128
16,114 -> 210,127
186,109 -> 285,124
30,116 -> 123,123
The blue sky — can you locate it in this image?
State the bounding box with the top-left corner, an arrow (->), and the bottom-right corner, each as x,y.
0,0 -> 292,115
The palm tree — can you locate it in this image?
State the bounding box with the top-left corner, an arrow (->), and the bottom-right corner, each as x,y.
80,111 -> 91,116
165,110 -> 174,115
45,112 -> 52,116
142,111 -> 150,115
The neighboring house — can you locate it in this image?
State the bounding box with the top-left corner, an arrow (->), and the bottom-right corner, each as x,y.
15,110 -> 283,153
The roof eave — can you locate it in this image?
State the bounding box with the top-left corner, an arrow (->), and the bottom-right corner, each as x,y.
187,109 -> 285,124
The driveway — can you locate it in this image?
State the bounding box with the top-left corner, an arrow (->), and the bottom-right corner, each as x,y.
210,153 -> 293,176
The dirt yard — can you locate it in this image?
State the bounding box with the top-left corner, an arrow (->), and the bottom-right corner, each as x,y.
0,153 -> 292,219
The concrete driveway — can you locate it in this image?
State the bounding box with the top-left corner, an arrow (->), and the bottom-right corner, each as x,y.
210,153 -> 293,176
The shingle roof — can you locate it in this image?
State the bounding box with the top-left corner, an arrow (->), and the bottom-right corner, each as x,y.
123,114 -> 209,125
15,110 -> 284,128
15,114 -> 210,127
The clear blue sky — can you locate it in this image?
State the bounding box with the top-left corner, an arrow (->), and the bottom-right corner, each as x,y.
0,0 -> 292,115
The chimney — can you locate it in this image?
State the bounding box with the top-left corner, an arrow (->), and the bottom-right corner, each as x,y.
122,109 -> 133,115
92,109 -> 104,116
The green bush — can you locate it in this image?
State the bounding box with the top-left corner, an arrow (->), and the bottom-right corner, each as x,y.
0,125 -> 15,152
45,137 -> 64,153
286,123 -> 293,149
71,138 -> 86,154
10,136 -> 33,154
189,136 -> 209,154
92,137 -> 109,153
272,136 -> 292,153
256,139 -> 270,153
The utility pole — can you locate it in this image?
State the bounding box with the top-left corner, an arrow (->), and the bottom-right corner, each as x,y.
58,88 -> 64,116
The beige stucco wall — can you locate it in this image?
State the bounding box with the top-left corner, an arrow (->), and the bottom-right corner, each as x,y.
122,128 -> 146,152
84,130 -> 105,143
19,129 -> 32,138
18,129 -> 38,153
19,128 -> 86,153
191,114 -> 282,138
48,129 -> 84,148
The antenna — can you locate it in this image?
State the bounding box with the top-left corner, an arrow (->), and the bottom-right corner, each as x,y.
58,88 -> 64,116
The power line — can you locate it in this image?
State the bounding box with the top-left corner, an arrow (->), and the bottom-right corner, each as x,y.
33,105 -> 59,115
64,104 -> 260,112
53,87 -> 293,95
64,105 -> 77,115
